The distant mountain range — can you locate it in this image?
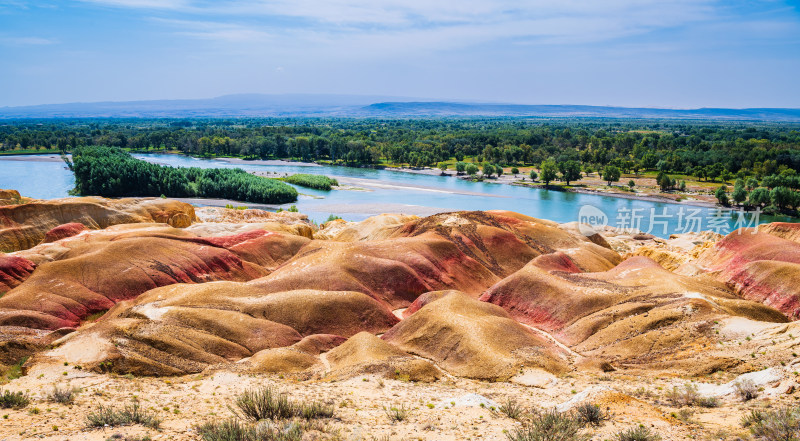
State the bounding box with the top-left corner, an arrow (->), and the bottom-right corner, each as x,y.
1,94 -> 799,121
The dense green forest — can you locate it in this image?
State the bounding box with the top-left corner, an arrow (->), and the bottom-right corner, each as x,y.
70,146 -> 297,204
6,117 -> 800,213
3,118 -> 800,177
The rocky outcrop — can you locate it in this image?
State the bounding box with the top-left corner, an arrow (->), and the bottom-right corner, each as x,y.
0,189 -> 22,206
0,196 -> 198,252
252,211 -> 620,310
0,254 -> 35,294
481,255 -> 787,371
42,222 -> 87,243
696,227 -> 800,319
0,225 -> 312,331
383,291 -> 569,379
314,213 -> 418,241
5,192 -> 799,381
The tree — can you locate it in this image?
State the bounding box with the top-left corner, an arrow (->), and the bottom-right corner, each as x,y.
540,159 -> 558,186
466,163 -> 478,176
455,162 -> 466,174
529,170 -> 538,181
438,162 -> 448,174
746,177 -> 759,191
695,166 -> 707,182
482,163 -> 495,178
771,186 -> 794,210
715,185 -> 729,206
511,167 -> 519,176
602,166 -> 621,186
559,160 -> 582,185
748,187 -> 771,207
494,164 -> 504,177
732,179 -> 748,205
657,171 -> 673,191
628,180 -> 635,190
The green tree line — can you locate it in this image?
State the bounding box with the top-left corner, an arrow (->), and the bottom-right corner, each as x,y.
2,118 -> 799,179
71,146 -> 297,204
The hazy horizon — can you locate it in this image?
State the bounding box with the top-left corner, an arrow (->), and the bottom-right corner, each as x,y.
1,1 -> 799,109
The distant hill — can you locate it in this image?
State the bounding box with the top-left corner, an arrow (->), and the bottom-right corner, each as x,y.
1,94 -> 799,121
362,102 -> 800,121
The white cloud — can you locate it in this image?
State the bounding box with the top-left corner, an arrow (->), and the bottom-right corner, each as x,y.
77,0 -> 189,10
72,0 -> 800,57
152,18 -> 272,42
0,36 -> 57,45
132,0 -> 716,49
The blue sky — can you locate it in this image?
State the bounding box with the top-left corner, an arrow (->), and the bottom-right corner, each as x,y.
0,0 -> 798,108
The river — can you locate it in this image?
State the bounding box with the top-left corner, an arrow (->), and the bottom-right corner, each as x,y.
0,153 -> 791,238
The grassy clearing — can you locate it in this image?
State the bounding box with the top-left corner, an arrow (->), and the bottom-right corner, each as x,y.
280,174 -> 339,190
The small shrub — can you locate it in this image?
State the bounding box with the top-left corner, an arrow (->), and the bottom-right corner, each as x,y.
195,419 -> 303,441
574,402 -> 610,427
664,383 -> 717,408
325,214 -> 342,223
746,405 -> 800,441
696,396 -> 720,408
614,425 -> 662,441
105,436 -> 152,441
735,379 -> 759,401
233,387 -> 294,421
86,401 -> 161,429
672,408 -> 695,423
506,409 -> 590,441
741,409 -> 765,428
0,389 -> 30,409
384,404 -> 410,423
232,387 -> 334,422
499,398 -> 524,420
49,385 -> 78,404
298,401 -> 334,421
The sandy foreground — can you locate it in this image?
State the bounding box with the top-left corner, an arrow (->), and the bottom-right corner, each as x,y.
1,361 -> 797,441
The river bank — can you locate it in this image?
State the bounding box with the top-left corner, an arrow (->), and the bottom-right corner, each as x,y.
0,152 -> 723,210
382,164 -> 723,209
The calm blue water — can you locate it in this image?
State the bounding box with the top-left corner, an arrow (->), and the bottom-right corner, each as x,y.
0,157 -> 75,200
1,153 -> 791,237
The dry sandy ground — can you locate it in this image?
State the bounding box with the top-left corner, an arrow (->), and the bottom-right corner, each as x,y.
2,362 -> 797,441
0,155 -> 65,163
